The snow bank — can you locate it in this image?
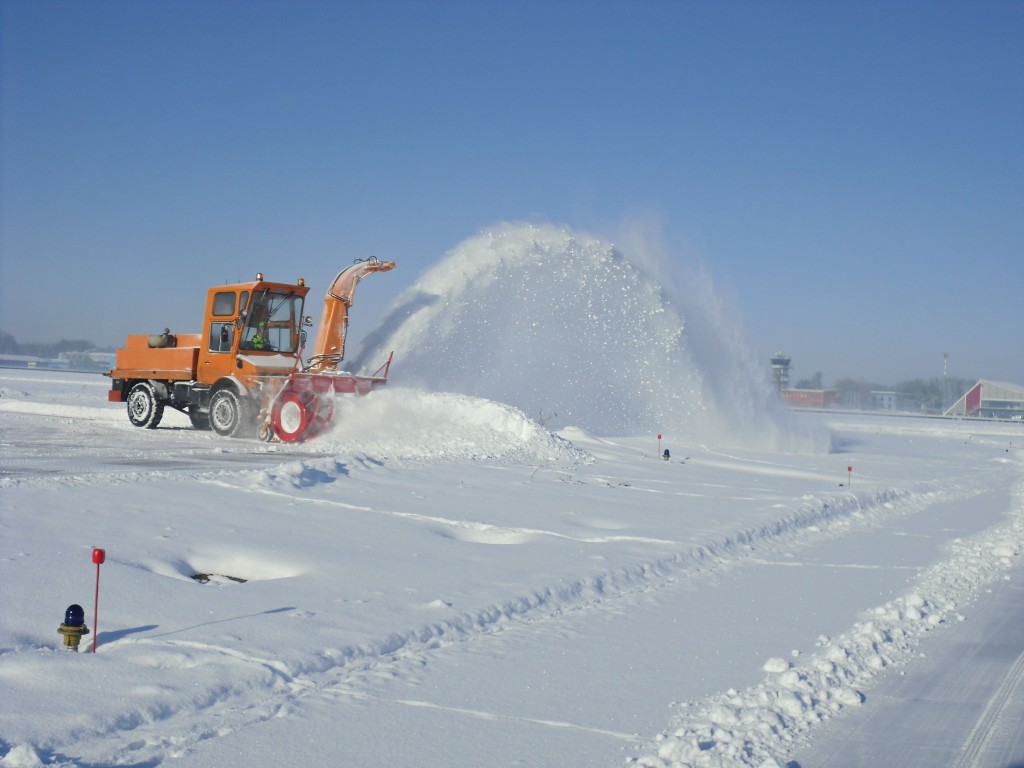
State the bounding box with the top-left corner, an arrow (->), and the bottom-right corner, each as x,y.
312,387 -> 590,465
630,464 -> 1024,768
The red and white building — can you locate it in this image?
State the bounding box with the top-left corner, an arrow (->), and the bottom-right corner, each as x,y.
944,380 -> 1024,420
781,388 -> 838,409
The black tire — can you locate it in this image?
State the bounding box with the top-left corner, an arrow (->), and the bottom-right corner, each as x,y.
127,381 -> 164,429
189,410 -> 211,431
208,388 -> 252,437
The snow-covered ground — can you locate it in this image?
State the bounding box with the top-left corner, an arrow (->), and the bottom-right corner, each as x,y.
1,368 -> 1022,767
2,225 -> 1023,766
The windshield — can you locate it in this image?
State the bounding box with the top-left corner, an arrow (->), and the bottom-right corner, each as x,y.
239,291 -> 304,354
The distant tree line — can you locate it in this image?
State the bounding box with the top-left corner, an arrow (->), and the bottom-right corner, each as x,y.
794,372 -> 824,389
0,330 -> 110,358
832,376 -> 974,412
787,368 -> 975,412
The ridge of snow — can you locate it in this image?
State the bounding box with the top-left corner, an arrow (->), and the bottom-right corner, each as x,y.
629,466 -> 1024,768
313,387 -> 591,466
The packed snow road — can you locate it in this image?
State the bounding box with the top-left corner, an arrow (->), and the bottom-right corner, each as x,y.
1,370 -> 1023,767
794,564 -> 1024,767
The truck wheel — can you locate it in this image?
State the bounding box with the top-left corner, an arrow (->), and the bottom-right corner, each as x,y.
209,389 -> 251,437
127,382 -> 164,429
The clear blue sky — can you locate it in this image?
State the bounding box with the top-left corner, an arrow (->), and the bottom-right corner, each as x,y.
2,0 -> 1021,386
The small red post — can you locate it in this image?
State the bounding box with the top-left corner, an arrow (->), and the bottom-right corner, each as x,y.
847,466 -> 853,486
658,434 -> 662,455
92,548 -> 105,653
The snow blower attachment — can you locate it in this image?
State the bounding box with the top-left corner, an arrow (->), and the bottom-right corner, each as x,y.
266,258 -> 396,442
108,258 -> 396,443
265,352 -> 393,442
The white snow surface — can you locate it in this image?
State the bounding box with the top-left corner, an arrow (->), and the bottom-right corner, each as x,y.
2,368 -> 1023,768
1,225 -> 1022,767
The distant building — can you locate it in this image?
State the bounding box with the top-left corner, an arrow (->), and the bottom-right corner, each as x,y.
0,353 -> 64,370
871,391 -> 908,411
0,350 -> 114,372
58,350 -> 116,371
944,380 -> 1024,420
782,388 -> 838,409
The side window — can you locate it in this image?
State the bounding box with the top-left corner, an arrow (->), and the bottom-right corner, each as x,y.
208,322 -> 234,352
212,292 -> 236,317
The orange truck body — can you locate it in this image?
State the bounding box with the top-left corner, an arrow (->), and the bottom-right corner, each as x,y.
109,278 -> 307,391
110,334 -> 202,381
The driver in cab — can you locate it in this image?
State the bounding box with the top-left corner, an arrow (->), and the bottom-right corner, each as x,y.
250,322 -> 271,350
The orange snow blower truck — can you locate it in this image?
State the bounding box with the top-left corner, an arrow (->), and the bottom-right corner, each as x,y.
108,258 -> 395,443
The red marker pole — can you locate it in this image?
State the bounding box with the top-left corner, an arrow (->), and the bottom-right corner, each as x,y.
847,466 -> 853,486
92,548 -> 105,654
658,434 -> 662,455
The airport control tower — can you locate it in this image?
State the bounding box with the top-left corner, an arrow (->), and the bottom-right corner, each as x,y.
771,352 -> 791,391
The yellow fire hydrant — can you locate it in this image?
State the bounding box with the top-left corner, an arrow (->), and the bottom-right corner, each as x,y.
58,604 -> 90,652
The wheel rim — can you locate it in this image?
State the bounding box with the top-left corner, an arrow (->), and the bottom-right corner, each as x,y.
210,394 -> 237,434
129,391 -> 150,421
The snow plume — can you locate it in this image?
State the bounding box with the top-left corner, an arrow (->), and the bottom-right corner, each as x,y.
353,221 -> 819,449
612,218 -> 819,450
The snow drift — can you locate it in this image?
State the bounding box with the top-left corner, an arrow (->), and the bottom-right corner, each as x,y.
317,387 -> 590,465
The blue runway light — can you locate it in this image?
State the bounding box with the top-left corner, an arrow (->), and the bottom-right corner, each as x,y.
58,603 -> 90,651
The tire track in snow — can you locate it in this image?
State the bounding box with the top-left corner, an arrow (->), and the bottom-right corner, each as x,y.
952,646 -> 1024,768
633,471 -> 1024,768
230,479 -> 683,545
79,479 -> 984,766
0,399 -> 333,489
333,690 -> 642,742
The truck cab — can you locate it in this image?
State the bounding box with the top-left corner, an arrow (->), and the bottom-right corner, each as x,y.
199,276 -> 311,386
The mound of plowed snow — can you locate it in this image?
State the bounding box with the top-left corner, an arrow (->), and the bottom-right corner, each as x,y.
314,387 -> 590,465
